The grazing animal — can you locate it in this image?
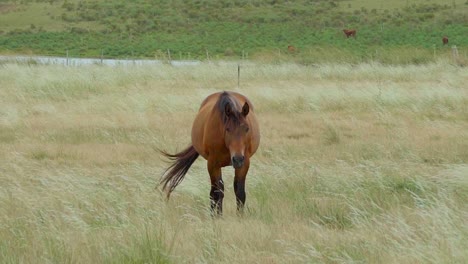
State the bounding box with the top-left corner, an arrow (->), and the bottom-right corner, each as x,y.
160,91 -> 260,215
442,36 -> 448,45
343,29 -> 356,38
288,45 -> 296,52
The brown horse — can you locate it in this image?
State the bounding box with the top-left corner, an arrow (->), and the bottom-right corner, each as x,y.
288,45 -> 296,52
160,91 -> 260,215
442,36 -> 448,45
343,29 -> 356,38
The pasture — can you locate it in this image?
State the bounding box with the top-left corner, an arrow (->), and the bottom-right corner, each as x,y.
1,0 -> 467,60
0,61 -> 467,263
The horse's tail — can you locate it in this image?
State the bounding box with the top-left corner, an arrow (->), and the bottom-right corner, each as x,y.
160,145 -> 199,198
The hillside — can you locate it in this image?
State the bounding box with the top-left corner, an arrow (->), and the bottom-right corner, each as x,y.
0,0 -> 467,63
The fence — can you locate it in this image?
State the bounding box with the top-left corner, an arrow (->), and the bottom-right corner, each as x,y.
0,54 -> 201,67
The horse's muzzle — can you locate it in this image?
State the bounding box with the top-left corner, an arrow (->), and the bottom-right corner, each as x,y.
232,156 -> 245,169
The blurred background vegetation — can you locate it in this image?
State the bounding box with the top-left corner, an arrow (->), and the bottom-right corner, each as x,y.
0,0 -> 467,64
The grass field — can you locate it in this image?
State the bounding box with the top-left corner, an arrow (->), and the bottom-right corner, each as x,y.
341,0 -> 467,10
0,61 -> 467,263
1,0 -> 467,60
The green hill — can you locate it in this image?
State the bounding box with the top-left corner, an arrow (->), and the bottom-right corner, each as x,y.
0,0 -> 467,64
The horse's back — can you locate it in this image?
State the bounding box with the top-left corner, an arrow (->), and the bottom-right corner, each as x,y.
199,92 -> 253,110
199,92 -> 221,110
192,92 -> 224,158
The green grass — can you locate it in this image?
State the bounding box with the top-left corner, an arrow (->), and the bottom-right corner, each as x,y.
0,3 -> 62,31
340,0 -> 466,10
0,0 -> 467,63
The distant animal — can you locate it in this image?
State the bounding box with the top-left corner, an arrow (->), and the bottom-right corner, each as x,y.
288,45 -> 296,52
442,36 -> 448,45
160,91 -> 260,216
343,29 -> 356,38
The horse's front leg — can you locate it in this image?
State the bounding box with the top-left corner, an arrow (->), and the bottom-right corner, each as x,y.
208,160 -> 224,216
234,157 -> 250,214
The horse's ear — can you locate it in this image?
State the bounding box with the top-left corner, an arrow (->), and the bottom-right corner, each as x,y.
242,102 -> 249,116
225,103 -> 232,117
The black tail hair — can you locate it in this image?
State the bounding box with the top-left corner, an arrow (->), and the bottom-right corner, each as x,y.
160,145 -> 199,198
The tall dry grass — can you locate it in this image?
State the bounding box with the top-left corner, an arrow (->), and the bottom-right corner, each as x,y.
0,61 -> 467,263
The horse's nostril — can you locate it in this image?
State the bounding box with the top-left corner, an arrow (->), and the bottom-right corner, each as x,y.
233,156 -> 244,163
232,156 -> 245,168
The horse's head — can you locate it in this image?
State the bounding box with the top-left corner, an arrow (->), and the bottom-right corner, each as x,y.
223,101 -> 250,169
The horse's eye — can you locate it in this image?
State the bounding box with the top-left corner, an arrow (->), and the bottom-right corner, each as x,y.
226,128 -> 231,132
244,126 -> 249,132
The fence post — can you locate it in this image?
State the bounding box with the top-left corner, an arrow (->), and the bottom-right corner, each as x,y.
66,50 -> 69,66
237,64 -> 240,89
452,45 -> 458,63
101,49 -> 104,64
167,49 -> 171,62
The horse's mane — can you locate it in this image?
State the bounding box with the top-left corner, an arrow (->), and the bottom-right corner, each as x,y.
216,91 -> 242,126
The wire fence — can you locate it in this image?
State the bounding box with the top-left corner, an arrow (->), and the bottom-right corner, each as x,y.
0,45 -> 465,67
0,48 -> 252,66
0,54 -> 202,67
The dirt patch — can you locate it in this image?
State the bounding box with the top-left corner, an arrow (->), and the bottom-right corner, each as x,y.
0,4 -> 17,14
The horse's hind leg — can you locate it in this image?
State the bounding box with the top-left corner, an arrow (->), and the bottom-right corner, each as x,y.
234,158 -> 250,214
208,161 -> 224,215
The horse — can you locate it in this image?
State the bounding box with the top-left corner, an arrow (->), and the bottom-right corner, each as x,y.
442,36 -> 448,45
160,91 -> 260,215
343,29 -> 356,38
288,45 -> 296,52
